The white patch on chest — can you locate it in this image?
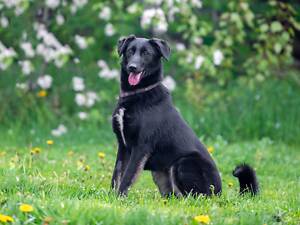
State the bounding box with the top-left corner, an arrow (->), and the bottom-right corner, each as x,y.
114,107 -> 126,146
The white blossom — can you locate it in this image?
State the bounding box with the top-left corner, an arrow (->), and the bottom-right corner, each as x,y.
14,6 -> 25,15
20,42 -> 35,58
35,23 -> 60,48
45,0 -> 60,9
153,8 -> 168,33
1,0 -> 27,15
141,8 -> 156,27
162,75 -> 176,91
37,74 -> 53,89
167,6 -> 179,22
186,53 -> 194,64
34,23 -> 72,67
127,4 -> 138,14
97,60 -> 118,80
156,21 -> 168,33
19,60 -> 33,75
141,8 -> 168,34
104,23 -> 115,36
78,111 -> 88,120
75,35 -> 88,49
195,55 -> 204,69
75,93 -> 86,106
72,76 -> 85,91
99,68 -> 118,79
147,0 -> 163,5
51,124 -> 67,136
175,43 -> 186,51
213,49 -> 224,66
54,45 -> 72,67
70,0 -> 88,14
97,59 -> 107,69
99,6 -> 111,21
73,58 -> 80,64
73,0 -> 88,8
191,0 -> 203,8
16,82 -> 28,91
166,0 -> 175,7
2,0 -> 21,8
194,37 -> 203,45
0,16 -> 9,28
0,41 -> 16,70
56,14 -> 65,25
75,92 -> 98,107
86,91 -> 98,107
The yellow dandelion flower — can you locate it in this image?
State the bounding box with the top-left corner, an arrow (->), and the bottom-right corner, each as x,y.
0,151 -> 6,157
47,140 -> 54,145
228,182 -> 233,187
194,215 -> 210,224
207,146 -> 214,154
19,204 -> 34,213
0,214 -> 14,222
37,90 -> 47,97
31,147 -> 41,155
98,152 -> 105,159
67,151 -> 74,156
84,165 -> 90,171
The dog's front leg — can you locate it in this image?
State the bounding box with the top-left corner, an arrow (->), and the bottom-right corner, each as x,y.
111,144 -> 130,191
118,146 -> 149,196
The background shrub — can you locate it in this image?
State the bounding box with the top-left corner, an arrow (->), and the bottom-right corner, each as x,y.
0,0 -> 299,143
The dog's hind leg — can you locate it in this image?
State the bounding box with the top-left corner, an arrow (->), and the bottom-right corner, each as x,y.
152,171 -> 171,197
152,171 -> 173,197
152,170 -> 182,197
172,155 -> 222,196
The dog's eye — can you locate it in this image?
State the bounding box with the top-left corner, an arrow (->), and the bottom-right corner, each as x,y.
127,48 -> 134,56
141,50 -> 150,56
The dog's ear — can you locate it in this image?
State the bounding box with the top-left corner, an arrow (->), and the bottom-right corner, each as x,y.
117,35 -> 136,56
149,38 -> 171,60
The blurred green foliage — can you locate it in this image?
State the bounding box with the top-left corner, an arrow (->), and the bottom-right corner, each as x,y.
0,0 -> 299,143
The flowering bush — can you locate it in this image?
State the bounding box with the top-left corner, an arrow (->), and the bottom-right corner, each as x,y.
0,0 -> 299,129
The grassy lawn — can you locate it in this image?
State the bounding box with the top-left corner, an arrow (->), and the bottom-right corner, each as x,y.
0,129 -> 299,225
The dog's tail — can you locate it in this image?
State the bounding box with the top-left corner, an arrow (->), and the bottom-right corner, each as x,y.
232,164 -> 259,195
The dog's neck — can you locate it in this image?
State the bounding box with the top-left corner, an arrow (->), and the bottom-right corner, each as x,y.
119,65 -> 163,98
120,81 -> 161,98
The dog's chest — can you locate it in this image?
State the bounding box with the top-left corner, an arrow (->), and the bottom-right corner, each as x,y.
112,107 -> 139,146
112,107 -> 127,146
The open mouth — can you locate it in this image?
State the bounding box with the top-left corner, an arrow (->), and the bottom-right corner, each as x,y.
128,71 -> 143,86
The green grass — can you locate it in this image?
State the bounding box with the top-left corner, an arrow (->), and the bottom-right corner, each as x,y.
0,129 -> 299,224
0,73 -> 299,224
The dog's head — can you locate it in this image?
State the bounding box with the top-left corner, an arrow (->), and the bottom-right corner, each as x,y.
118,35 -> 170,89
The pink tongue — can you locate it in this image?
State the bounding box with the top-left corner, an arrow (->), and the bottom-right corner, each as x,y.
128,72 -> 142,86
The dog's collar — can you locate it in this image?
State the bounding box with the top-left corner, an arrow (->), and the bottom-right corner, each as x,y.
120,82 -> 161,98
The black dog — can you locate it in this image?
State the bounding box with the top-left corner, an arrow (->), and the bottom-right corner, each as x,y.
111,35 -> 259,197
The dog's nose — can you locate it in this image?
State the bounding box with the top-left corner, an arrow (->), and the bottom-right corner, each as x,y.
128,64 -> 137,73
